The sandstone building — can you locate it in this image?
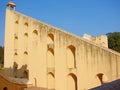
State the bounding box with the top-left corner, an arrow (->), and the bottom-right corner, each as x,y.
1,1 -> 120,90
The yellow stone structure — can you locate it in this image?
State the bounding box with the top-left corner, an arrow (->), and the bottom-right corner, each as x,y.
2,3 -> 120,90
83,34 -> 108,48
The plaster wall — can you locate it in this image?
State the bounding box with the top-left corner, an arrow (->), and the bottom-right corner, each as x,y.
4,9 -> 120,90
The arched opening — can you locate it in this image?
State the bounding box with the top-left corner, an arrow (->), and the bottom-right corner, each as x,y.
96,73 -> 108,85
24,33 -> 28,37
14,52 -> 18,55
14,52 -> 18,61
15,20 -> 19,24
24,33 -> 28,49
47,48 -> 54,68
24,22 -> 28,32
14,35 -> 18,49
67,45 -> 76,68
32,30 -> 38,46
47,33 -> 54,44
67,73 -> 77,90
3,87 -> 8,90
24,51 -> 28,55
23,51 -> 28,64
48,72 -> 55,89
24,22 -> 28,27
14,35 -> 18,39
14,21 -> 19,36
33,30 -> 38,36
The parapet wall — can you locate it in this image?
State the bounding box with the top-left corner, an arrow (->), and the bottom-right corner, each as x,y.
83,34 -> 108,48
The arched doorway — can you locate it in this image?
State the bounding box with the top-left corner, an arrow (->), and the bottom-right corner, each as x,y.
47,33 -> 54,44
67,45 -> 76,68
47,48 -> 54,68
48,72 -> 55,89
32,30 -> 38,47
67,73 -> 77,90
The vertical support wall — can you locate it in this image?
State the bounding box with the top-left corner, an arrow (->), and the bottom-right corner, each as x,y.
4,9 -> 120,90
4,9 -> 15,68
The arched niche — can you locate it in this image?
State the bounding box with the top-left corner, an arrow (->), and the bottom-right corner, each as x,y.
47,48 -> 54,68
24,22 -> 28,32
67,73 -> 77,90
14,20 -> 19,34
24,22 -> 28,27
14,34 -> 18,49
14,36 -> 18,39
24,51 -> 28,55
47,33 -> 54,44
32,30 -> 38,46
24,33 -> 28,48
15,20 -> 19,24
33,30 -> 38,36
48,72 -> 55,89
23,51 -> 28,64
24,33 -> 28,37
96,73 -> 108,85
67,45 -> 76,68
14,52 -> 18,61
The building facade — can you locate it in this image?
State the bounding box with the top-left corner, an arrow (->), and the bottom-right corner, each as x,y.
3,7 -> 120,90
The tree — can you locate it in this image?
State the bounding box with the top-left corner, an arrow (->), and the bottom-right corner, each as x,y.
106,32 -> 120,53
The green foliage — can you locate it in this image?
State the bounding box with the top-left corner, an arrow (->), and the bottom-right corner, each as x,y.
0,46 -> 4,67
106,32 -> 120,53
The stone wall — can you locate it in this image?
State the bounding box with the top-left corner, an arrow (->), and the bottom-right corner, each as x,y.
83,34 -> 108,48
4,9 -> 120,90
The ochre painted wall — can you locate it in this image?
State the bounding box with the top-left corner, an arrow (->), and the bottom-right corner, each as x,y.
4,9 -> 120,90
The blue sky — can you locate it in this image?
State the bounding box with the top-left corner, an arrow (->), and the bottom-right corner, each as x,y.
0,0 -> 120,46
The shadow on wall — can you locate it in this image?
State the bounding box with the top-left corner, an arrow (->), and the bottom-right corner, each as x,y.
4,62 -> 29,79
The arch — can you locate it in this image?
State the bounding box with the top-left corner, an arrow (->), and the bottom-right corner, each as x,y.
15,20 -> 19,24
23,51 -> 28,64
32,30 -> 38,46
47,48 -> 54,68
24,51 -> 28,55
48,72 -> 55,77
14,35 -> 18,39
24,33 -> 28,48
24,22 -> 28,27
14,52 -> 18,55
47,33 -> 54,44
14,35 -> 18,49
3,87 -> 8,90
24,22 -> 28,32
48,72 -> 55,89
33,30 -> 38,36
14,52 -> 18,61
24,33 -> 28,37
14,21 -> 19,34
96,73 -> 108,85
67,45 -> 76,68
48,48 -> 54,55
67,73 -> 77,90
